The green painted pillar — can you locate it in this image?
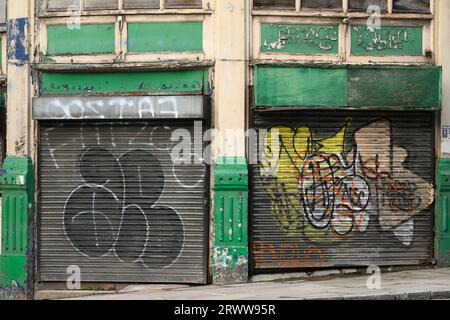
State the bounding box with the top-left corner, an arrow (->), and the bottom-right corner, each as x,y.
0,157 -> 34,299
213,157 -> 249,284
435,158 -> 450,266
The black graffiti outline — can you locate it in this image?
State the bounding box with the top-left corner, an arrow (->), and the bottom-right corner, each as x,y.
62,146 -> 185,269
298,152 -> 371,236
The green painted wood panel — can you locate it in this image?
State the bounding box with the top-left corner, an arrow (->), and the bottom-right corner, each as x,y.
351,25 -> 423,56
254,65 -> 441,110
254,66 -> 348,107
40,70 -> 208,95
47,24 -> 115,55
348,66 -> 441,108
127,22 -> 203,53
261,24 -> 339,54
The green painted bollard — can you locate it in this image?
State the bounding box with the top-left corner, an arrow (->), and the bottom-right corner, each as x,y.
213,157 -> 248,284
435,158 -> 450,267
0,157 -> 34,299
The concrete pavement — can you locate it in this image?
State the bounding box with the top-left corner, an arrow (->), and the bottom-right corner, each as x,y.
34,267 -> 450,300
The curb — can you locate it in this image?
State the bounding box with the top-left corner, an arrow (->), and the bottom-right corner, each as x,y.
316,290 -> 450,300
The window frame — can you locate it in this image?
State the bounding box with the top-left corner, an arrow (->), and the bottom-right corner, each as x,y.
251,0 -> 435,65
38,0 -> 212,17
252,0 -> 435,17
36,11 -> 213,65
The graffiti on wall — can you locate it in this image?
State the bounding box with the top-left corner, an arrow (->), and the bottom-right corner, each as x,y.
63,147 -> 184,269
252,241 -> 324,269
33,96 -> 204,120
258,118 -> 433,246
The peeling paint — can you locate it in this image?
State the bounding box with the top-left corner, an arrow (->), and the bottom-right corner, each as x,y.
213,246 -> 248,285
352,25 -> 423,56
15,136 -> 26,155
7,18 -> 29,65
0,281 -> 27,300
262,24 -> 339,54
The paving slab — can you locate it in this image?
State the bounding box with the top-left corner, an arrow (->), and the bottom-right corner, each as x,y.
55,267 -> 450,300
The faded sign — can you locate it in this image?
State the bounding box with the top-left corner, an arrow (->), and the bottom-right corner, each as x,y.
33,95 -> 204,120
351,25 -> 423,55
261,24 -> 339,54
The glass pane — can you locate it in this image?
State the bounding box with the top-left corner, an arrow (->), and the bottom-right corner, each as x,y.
165,0 -> 202,8
393,0 -> 430,13
302,0 -> 342,11
47,0 -> 79,11
84,0 -> 118,10
253,0 -> 295,10
123,0 -> 160,9
348,0 -> 387,12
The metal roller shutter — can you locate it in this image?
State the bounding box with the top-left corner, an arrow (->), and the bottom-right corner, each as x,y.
251,111 -> 435,272
39,121 -> 208,283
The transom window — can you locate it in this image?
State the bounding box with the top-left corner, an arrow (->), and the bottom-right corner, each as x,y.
253,0 -> 431,13
45,0 -> 202,12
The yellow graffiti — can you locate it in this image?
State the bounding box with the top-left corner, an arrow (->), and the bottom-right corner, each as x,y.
260,119 -> 352,238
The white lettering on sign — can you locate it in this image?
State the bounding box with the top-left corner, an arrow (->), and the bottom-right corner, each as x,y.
33,96 -> 204,120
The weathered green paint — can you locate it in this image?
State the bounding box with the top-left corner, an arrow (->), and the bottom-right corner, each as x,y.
436,159 -> 450,267
214,192 -> 248,247
40,70 -> 208,95
351,25 -> 423,56
128,22 -> 203,53
213,157 -> 249,284
0,255 -> 27,299
47,24 -> 115,55
254,66 -> 348,107
0,157 -> 35,299
348,66 -> 441,108
0,256 -> 26,285
261,24 -> 339,54
254,65 -> 441,110
214,157 -> 248,247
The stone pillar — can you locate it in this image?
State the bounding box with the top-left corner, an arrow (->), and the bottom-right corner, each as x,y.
6,0 -> 33,157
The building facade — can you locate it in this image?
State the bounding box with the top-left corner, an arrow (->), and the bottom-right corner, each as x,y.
0,0 -> 448,299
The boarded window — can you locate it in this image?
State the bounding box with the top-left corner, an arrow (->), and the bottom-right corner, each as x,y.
302,0 -> 342,11
123,0 -> 160,9
393,0 -> 430,13
165,0 -> 202,8
253,0 -> 295,10
84,0 -> 118,10
348,0 -> 387,12
47,0 -> 79,11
